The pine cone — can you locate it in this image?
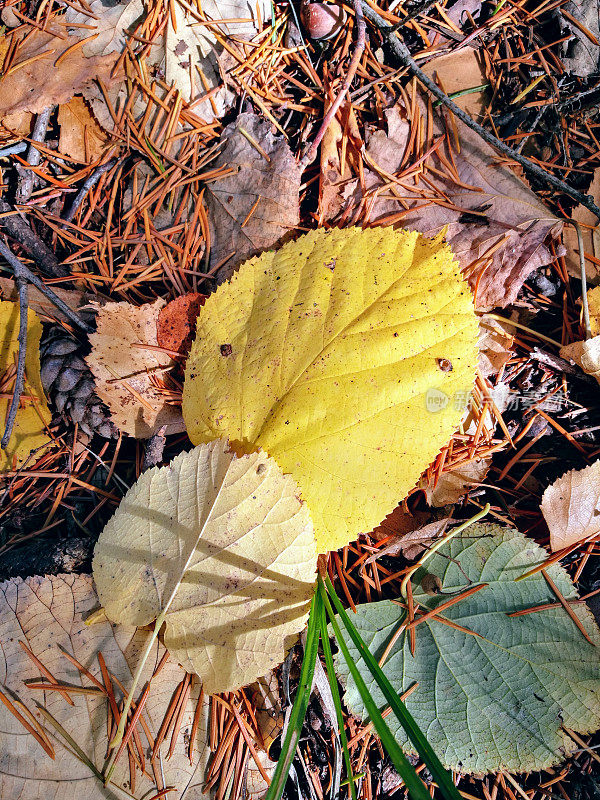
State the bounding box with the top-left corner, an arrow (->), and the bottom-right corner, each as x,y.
40,327 -> 117,439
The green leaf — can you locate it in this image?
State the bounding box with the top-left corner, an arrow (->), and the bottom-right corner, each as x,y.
322,576 -> 461,800
333,524 -> 600,773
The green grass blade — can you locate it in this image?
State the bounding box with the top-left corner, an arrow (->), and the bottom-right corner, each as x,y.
322,575 -> 462,800
264,589 -> 322,800
318,579 -> 431,800
319,598 -> 357,800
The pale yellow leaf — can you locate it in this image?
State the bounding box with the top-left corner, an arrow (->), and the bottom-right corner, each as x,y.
183,227 -> 479,553
541,460 -> 600,551
93,439 -> 317,694
563,168 -> 600,282
86,299 -> 184,439
0,574 -> 208,800
0,300 -> 52,471
560,336 -> 600,384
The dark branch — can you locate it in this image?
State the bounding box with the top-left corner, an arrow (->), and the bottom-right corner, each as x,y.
361,1 -> 600,221
0,240 -> 91,333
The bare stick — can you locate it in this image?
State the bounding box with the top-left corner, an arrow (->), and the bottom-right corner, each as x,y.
361,2 -> 600,221
300,0 -> 366,168
1,271 -> 28,449
0,240 -> 91,333
16,107 -> 53,205
62,158 -> 119,224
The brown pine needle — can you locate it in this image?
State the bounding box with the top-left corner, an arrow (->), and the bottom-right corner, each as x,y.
25,682 -> 105,695
0,687 -> 55,758
109,681 -> 152,776
152,678 -> 185,760
230,701 -> 272,785
19,641 -> 75,706
406,579 -> 417,656
541,570 -> 596,646
403,583 -> 489,632
167,673 -> 192,759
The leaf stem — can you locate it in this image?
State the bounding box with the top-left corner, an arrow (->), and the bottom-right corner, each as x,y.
104,609 -> 166,783
400,504 -> 490,600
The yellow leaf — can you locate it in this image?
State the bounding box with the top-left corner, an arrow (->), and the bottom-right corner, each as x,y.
0,300 -> 52,471
92,439 -> 317,694
587,285 -> 600,336
183,227 -> 479,552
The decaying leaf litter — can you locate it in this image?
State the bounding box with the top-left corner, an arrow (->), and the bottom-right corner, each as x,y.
1,0 -> 600,798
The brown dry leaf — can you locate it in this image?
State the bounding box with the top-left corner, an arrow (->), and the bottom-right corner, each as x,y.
0,277 -> 88,326
338,102 -> 563,310
561,0 -> 600,76
0,573 -> 209,800
57,97 -> 109,164
1,111 -> 33,140
541,460 -> 600,551
246,672 -> 282,799
318,101 -> 363,224
0,27 -> 122,116
250,671 -> 284,753
368,510 -> 450,562
64,0 -> 144,57
421,48 -> 488,117
157,292 -> 206,357
247,750 -> 279,800
419,457 -> 492,506
478,314 -> 515,377
205,112 -> 302,282
563,168 -> 600,282
560,337 -> 600,384
86,299 -> 185,439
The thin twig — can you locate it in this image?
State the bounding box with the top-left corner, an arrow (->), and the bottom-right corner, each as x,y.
565,219 -> 592,339
300,0 -> 366,168
361,2 -> 600,221
62,158 -> 120,224
1,268 -> 28,450
0,240 -> 91,333
16,107 -> 53,205
0,199 -> 66,277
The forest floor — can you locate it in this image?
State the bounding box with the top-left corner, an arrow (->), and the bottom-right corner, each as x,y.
1,0 -> 600,799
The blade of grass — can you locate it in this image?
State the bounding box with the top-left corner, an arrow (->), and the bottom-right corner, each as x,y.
319,599 -> 358,800
321,575 -> 462,800
35,704 -> 105,782
318,579 -> 431,800
263,589 -> 322,800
